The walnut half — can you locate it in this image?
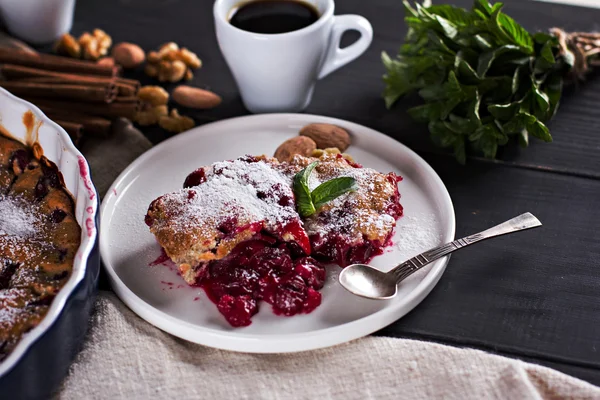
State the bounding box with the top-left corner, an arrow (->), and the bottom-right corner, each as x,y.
144,42 -> 202,82
54,29 -> 113,61
158,109 -> 195,133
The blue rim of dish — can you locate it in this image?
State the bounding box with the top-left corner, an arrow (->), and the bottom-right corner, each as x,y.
0,88 -> 100,396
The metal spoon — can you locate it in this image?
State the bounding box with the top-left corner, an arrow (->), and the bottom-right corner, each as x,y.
338,212 -> 542,300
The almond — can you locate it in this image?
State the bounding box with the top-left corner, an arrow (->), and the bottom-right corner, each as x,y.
274,136 -> 316,163
172,85 -> 221,109
299,123 -> 351,151
111,42 -> 145,68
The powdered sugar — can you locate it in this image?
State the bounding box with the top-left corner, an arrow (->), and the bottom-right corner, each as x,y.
0,195 -> 41,237
394,213 -> 442,258
152,158 -> 298,233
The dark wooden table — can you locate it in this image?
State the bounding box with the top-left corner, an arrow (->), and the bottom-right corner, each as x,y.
74,0 -> 600,386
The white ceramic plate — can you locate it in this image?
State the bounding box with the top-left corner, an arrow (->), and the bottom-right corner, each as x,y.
100,114 -> 455,353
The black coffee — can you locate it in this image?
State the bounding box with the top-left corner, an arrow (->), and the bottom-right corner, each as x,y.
229,0 -> 320,34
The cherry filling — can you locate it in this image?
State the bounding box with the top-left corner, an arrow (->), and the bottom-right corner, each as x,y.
183,168 -> 206,188
197,236 -> 324,327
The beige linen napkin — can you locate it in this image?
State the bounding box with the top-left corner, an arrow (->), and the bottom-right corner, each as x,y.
59,294 -> 598,400
56,114 -> 600,400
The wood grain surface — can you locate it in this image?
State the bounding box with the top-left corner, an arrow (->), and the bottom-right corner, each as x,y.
71,0 -> 600,385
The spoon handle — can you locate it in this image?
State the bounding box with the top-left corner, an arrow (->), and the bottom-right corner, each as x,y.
390,212 -> 542,282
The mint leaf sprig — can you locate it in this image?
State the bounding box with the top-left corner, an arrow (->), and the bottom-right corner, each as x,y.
382,0 -> 600,163
293,161 -> 358,218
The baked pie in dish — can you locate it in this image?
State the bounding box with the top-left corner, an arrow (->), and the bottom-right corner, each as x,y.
145,152 -> 402,327
0,134 -> 81,360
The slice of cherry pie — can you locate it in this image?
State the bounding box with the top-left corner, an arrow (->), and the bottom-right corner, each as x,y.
145,155 -> 324,326
145,153 -> 402,327
293,153 -> 403,267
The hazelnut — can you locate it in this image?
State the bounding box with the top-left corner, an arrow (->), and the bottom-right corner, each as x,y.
112,42 -> 145,68
97,57 -> 116,67
299,123 -> 351,151
274,136 -> 317,163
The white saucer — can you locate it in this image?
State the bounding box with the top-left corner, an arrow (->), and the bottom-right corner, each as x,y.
100,113 -> 455,353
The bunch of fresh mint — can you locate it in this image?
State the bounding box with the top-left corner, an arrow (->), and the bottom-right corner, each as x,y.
382,0 -> 579,163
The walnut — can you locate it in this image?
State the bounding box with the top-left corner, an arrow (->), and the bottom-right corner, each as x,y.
156,60 -> 186,82
53,29 -> 113,60
144,42 -> 201,82
54,33 -> 81,58
157,42 -> 179,58
147,51 -> 160,64
81,38 -> 100,60
77,29 -> 112,60
138,86 -> 169,106
93,29 -> 112,55
134,105 -> 168,126
78,32 -> 93,46
158,109 -> 195,133
144,63 -> 159,77
311,147 -> 355,162
177,48 -> 202,69
167,60 -> 187,82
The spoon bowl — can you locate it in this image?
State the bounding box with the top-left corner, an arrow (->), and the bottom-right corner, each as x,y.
339,264 -> 398,300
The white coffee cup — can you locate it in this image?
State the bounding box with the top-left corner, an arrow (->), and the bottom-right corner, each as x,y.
0,0 -> 76,44
214,0 -> 373,113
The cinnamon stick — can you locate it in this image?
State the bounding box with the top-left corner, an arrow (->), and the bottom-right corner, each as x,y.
0,80 -> 117,103
116,82 -> 138,97
0,65 -> 139,96
54,120 -> 83,145
20,76 -> 136,97
115,77 -> 140,95
24,97 -> 139,119
113,96 -> 139,103
39,107 -> 112,137
0,49 -> 120,76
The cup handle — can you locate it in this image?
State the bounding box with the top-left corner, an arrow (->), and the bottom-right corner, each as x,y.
318,15 -> 373,79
